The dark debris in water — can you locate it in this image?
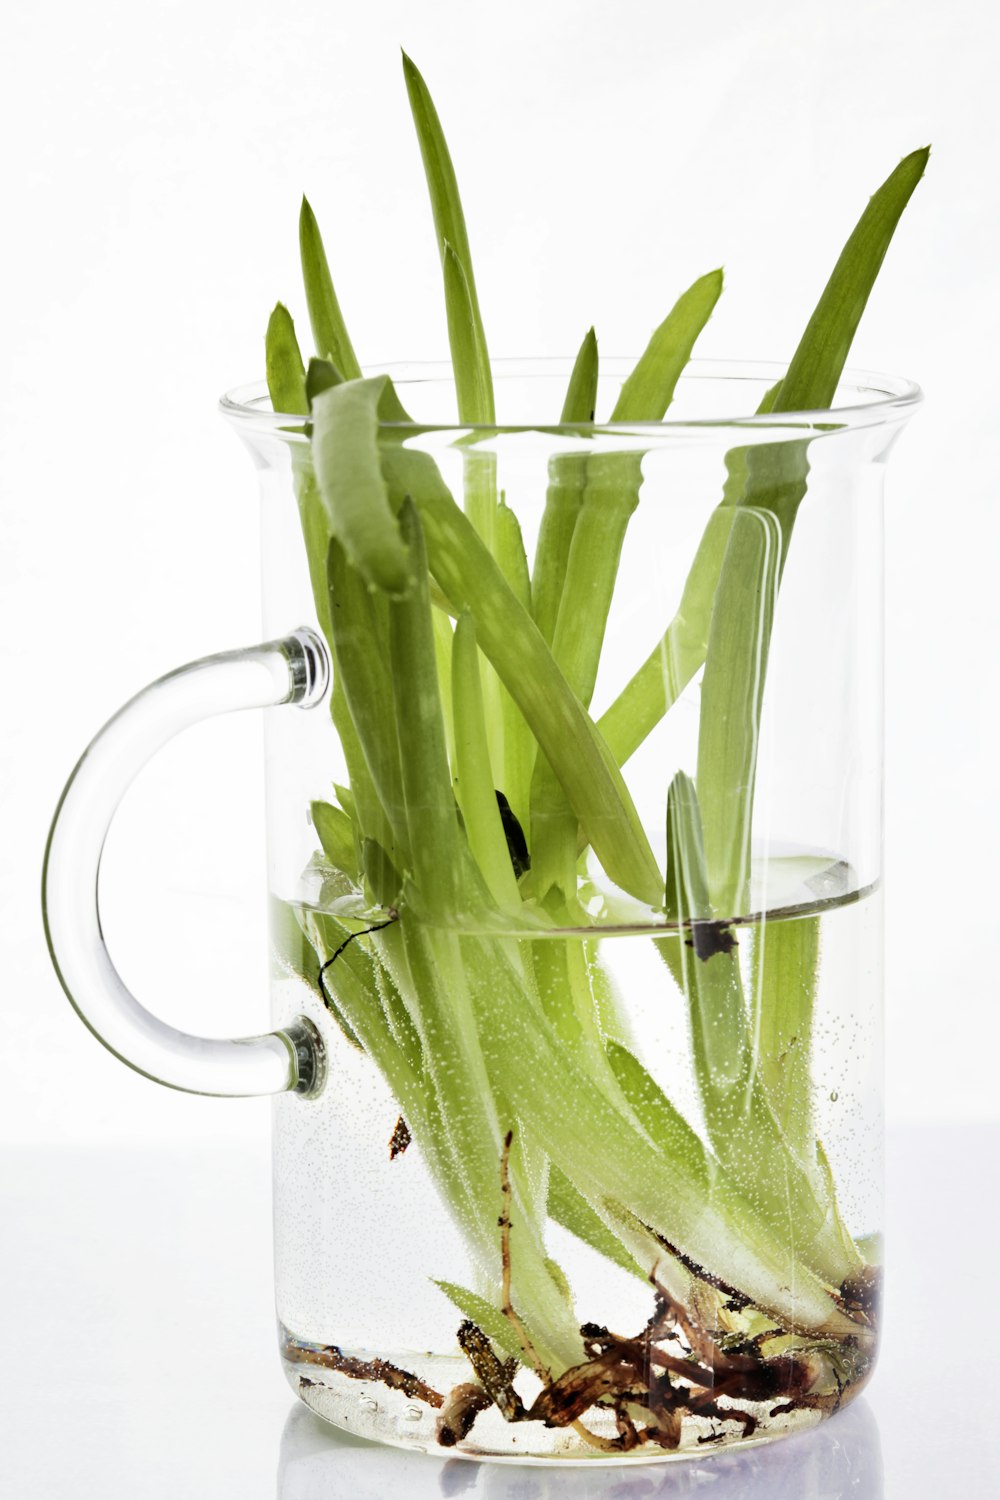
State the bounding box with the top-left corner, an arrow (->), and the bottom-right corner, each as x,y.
388,1115 -> 411,1159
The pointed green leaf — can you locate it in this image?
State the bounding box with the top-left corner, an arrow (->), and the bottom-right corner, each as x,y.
596,149 -> 928,783
299,196 -> 363,379
560,327 -> 599,423
696,151 -> 929,913
611,268 -> 723,421
264,302 -> 308,416
773,147 -> 929,413
310,799 -> 358,879
402,52 -> 494,424
433,1280 -> 522,1361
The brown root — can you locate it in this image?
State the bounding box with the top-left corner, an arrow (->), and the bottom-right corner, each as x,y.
284,1131 -> 876,1453
437,1383 -> 493,1446
283,1332 -> 444,1409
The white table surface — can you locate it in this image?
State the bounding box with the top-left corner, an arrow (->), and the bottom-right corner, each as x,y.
2,1124 -> 996,1498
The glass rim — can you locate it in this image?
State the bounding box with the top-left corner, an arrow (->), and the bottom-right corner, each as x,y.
219,356 -> 922,437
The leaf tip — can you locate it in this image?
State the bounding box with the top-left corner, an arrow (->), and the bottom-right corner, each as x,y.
266,300 -> 292,334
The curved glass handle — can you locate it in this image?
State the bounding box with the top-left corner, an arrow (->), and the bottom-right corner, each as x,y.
42,629 -> 330,1099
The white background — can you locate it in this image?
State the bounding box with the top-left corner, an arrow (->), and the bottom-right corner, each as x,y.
1,0 -> 997,1147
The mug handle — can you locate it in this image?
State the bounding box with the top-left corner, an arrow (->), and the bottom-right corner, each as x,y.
42,629 -> 330,1099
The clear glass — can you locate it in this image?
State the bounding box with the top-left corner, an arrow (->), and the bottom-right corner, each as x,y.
42,630 -> 329,1097
222,361 -> 917,1462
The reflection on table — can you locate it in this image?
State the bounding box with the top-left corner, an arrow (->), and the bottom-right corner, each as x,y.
277,1395 -> 881,1500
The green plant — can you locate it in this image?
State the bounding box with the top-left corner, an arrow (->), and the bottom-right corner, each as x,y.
269,53 -> 926,1451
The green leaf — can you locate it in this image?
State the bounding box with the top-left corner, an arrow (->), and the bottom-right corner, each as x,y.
605,1039 -> 709,1179
373,414 -> 661,905
695,150 -> 929,914
310,799 -> 358,879
264,303 -> 308,417
527,451 -> 645,899
269,894 -> 326,1001
304,356 -> 343,406
271,894 -> 365,1050
596,150 -> 928,786
442,241 -> 495,424
299,196 -> 363,380
311,376 -> 413,596
611,268 -> 723,421
749,915 -> 820,1158
596,504 -> 735,766
407,470 -> 663,905
528,330 -> 599,656
362,837 -> 402,908
659,777 -> 860,1285
452,614 -> 522,910
773,147 -> 929,413
470,935 -> 856,1334
493,503 -> 535,826
326,541 -> 409,859
530,455 -> 588,647
433,1279 -> 523,1362
389,499 -> 470,917
402,52 -> 494,424
696,504 -> 782,915
546,451 -> 644,710
547,1165 -> 644,1281
661,772 -> 749,1090
560,327 -> 599,423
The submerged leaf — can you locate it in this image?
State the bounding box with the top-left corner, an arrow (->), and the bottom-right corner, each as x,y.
362,837 -> 402,908
310,799 -> 358,879
434,1280 -> 522,1362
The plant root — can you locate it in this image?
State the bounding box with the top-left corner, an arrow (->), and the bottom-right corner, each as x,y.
282,1332 -> 444,1409
437,1383 -> 493,1446
283,1133 -> 875,1453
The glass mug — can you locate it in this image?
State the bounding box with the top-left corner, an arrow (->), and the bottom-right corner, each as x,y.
42,362 -> 918,1463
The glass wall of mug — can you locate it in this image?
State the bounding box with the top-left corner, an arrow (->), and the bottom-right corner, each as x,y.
220,361 -> 914,1461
